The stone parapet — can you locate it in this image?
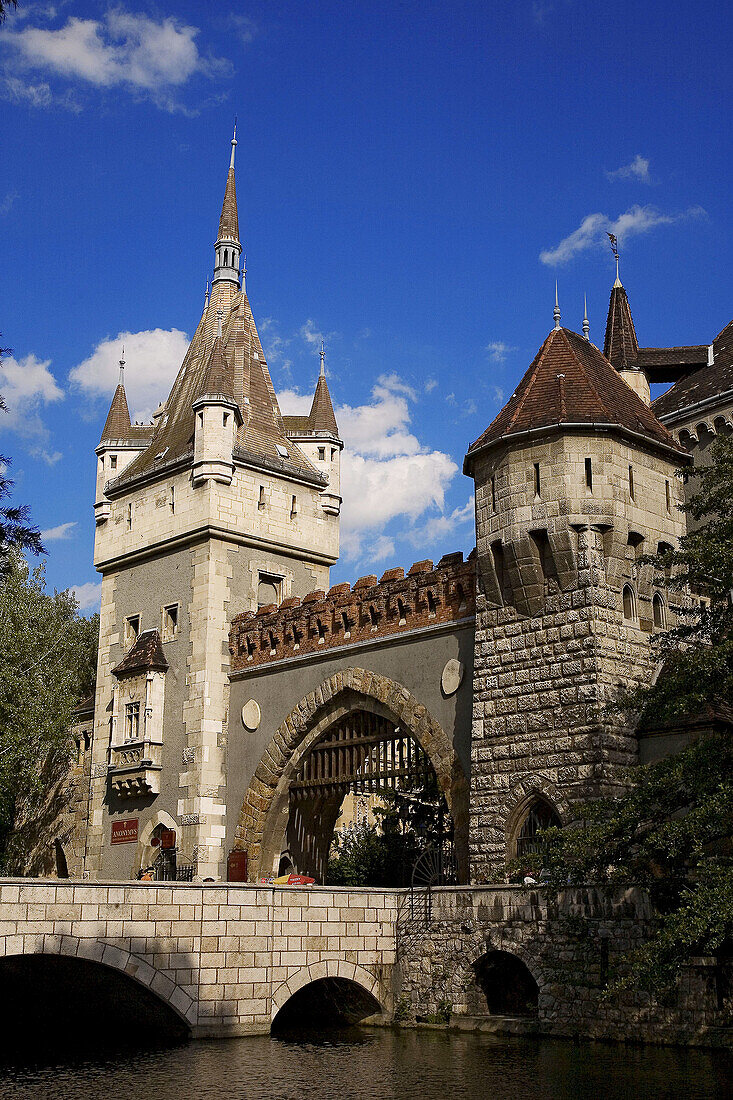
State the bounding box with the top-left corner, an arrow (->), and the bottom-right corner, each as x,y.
229,552 -> 476,671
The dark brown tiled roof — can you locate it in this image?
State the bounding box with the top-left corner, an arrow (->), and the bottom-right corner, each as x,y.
637,346 -> 708,369
197,336 -> 236,402
466,327 -> 685,465
653,320 -> 733,420
73,693 -> 95,717
100,384 -> 131,441
309,373 -> 339,434
283,414 -> 311,433
218,166 -> 239,240
112,630 -> 169,678
604,284 -> 639,369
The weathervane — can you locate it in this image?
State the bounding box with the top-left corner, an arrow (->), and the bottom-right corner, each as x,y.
608,232 -> 621,286
119,346 -> 125,385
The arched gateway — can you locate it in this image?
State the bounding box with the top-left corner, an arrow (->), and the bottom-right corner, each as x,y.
236,667 -> 469,882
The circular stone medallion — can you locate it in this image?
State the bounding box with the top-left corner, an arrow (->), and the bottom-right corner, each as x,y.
441,658 -> 464,696
241,699 -> 261,731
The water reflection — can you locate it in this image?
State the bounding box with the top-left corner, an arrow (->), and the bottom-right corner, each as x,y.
0,1028 -> 730,1100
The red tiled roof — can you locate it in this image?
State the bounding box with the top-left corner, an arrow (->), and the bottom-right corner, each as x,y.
309,373 -> 339,434
466,327 -> 685,466
603,284 -> 639,369
100,384 -> 131,441
653,320 -> 733,420
112,630 -> 169,678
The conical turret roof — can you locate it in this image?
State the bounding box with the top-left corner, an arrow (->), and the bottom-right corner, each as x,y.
309,371 -> 339,434
465,326 -> 685,470
100,383 -> 132,441
218,166 -> 239,241
197,335 -> 236,402
604,282 -> 639,369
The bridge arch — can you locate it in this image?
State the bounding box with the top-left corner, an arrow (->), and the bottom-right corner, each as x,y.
271,960 -> 383,1025
0,934 -> 196,1029
236,667 -> 469,882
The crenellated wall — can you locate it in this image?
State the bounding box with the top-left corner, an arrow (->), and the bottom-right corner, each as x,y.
229,552 -> 476,670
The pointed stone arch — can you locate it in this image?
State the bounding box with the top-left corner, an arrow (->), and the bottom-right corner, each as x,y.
236,667 -> 469,882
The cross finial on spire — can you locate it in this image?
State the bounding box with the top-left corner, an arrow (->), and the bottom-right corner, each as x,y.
118,346 -> 125,385
583,294 -> 590,340
554,282 -> 561,330
320,339 -> 326,377
216,307 -> 223,339
230,118 -> 237,170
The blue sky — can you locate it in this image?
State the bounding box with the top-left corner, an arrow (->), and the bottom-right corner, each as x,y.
1,1 -> 730,610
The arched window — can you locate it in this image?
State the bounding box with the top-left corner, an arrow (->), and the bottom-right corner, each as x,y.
515,798 -> 561,860
224,248 -> 229,267
622,584 -> 636,622
653,592 -> 666,630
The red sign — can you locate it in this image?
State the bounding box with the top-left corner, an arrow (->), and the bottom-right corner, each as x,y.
111,818 -> 139,844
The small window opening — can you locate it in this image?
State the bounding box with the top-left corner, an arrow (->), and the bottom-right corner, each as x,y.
198,411 -> 204,426
109,455 -> 117,470
515,799 -> 561,860
292,625 -> 302,651
269,632 -> 278,657
491,540 -> 511,605
627,531 -> 645,555
397,598 -> 407,626
224,249 -> 229,267
427,591 -> 437,617
170,485 -> 175,513
290,495 -> 298,518
331,448 -> 337,460
369,605 -> 379,632
124,701 -> 141,742
628,465 -> 635,501
456,583 -> 467,613
317,619 -> 326,644
258,485 -> 266,510
491,475 -> 497,512
246,636 -> 255,662
341,611 -> 351,639
223,412 -> 229,428
533,462 -> 541,498
127,502 -> 133,529
162,603 -> 179,641
318,447 -> 326,461
665,479 -> 671,513
257,573 -> 282,609
653,593 -> 666,630
622,584 -> 636,622
124,614 -> 140,648
585,457 -> 593,492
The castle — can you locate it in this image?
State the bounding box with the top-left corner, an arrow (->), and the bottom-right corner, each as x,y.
67,133 -> 733,885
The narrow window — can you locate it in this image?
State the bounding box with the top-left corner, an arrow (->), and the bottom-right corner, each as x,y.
653,593 -> 666,630
317,619 -> 326,644
223,412 -> 229,427
124,614 -> 140,648
198,411 -> 204,426
258,485 -> 266,510
318,447 -> 326,461
246,636 -> 255,662
170,485 -> 175,513
269,631 -> 277,657
257,573 -> 281,609
585,458 -> 593,492
628,465 -> 635,501
397,598 -> 407,626
491,475 -> 497,512
127,502 -> 132,529
109,455 -> 117,470
290,495 -> 297,518
369,605 -> 379,631
622,585 -> 636,622
427,591 -> 437,617
331,448 -> 337,460
341,611 -> 351,639
162,603 -> 179,641
124,701 -> 140,741
224,248 -> 229,266
533,462 -> 541,498
292,624 -> 302,651
665,479 -> 671,513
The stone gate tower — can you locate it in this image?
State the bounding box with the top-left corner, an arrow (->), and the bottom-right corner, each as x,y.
464,311 -> 688,880
84,131 -> 342,880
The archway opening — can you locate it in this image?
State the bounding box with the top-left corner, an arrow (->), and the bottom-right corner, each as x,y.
512,797 -> 561,863
471,950 -> 539,1017
272,977 -> 382,1033
284,708 -> 454,887
0,954 -> 189,1065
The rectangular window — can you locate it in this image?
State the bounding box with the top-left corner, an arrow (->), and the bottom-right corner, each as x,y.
628,464 -> 635,501
109,455 -> 117,470
162,603 -> 179,641
290,495 -> 298,518
223,412 -> 229,427
318,447 -> 326,461
257,572 -> 282,609
585,458 -> 593,492
665,479 -> 671,513
491,475 -> 497,512
124,614 -> 140,648
127,502 -> 132,529
258,485 -> 266,510
331,448 -> 337,460
170,485 -> 175,513
124,701 -> 140,741
533,462 -> 541,498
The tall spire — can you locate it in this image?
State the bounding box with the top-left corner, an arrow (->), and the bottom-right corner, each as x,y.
320,339 -> 326,378
553,282 -> 561,330
583,296 -> 590,340
118,346 -> 125,385
212,124 -> 242,288
604,278 -> 639,369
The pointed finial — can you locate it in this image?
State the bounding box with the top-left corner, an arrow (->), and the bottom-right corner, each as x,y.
608,233 -> 622,287
118,346 -> 125,385
216,307 -> 223,340
320,339 -> 326,377
204,278 -> 210,308
583,295 -> 590,340
554,282 -> 561,330
230,119 -> 237,170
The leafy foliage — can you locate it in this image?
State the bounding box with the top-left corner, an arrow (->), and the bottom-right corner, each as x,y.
0,551 -> 99,872
512,436 -> 733,993
1,338 -> 45,569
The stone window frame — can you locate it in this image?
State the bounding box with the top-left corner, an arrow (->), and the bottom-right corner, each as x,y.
124,613 -> 141,649
622,584 -> 637,623
161,602 -> 180,642
257,571 -> 284,610
508,794 -> 562,864
652,592 -> 667,631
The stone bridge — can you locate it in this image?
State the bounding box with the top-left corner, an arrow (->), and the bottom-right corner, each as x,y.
0,879 -> 726,1047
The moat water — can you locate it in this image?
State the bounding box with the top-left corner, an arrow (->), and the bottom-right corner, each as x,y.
0,1028 -> 730,1100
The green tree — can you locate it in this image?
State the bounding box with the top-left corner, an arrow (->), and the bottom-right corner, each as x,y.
515,435 -> 733,994
0,551 -> 99,873
0,2 -> 18,25
1,338 -> 45,570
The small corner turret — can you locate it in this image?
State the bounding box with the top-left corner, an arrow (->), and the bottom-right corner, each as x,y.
192,312 -> 243,486
283,342 -> 343,516
94,351 -> 153,524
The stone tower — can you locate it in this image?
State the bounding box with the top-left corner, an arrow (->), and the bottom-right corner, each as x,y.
464,308 -> 688,881
83,132 -> 342,881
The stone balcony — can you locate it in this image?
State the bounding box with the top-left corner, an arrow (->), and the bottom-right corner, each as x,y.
108,739 -> 163,797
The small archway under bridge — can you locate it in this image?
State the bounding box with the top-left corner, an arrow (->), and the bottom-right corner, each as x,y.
236,668 -> 469,883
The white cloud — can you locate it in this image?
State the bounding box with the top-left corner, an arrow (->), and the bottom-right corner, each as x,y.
0,190 -> 18,215
486,341 -> 515,363
0,351 -> 64,463
407,498 -> 475,548
606,155 -> 651,183
0,9 -> 231,113
299,318 -> 338,355
70,581 -> 102,612
278,389 -> 313,416
365,534 -> 395,563
41,520 -> 76,541
69,328 -> 190,423
540,204 -> 705,266
424,378 -> 438,393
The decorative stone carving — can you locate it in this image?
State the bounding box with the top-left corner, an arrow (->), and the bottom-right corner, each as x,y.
241,699 -> 261,730
441,658 -> 464,696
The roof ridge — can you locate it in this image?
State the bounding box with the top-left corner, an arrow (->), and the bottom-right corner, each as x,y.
561,328 -> 612,415
503,329 -> 556,435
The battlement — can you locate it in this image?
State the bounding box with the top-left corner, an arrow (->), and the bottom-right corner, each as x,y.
229,551 -> 476,671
